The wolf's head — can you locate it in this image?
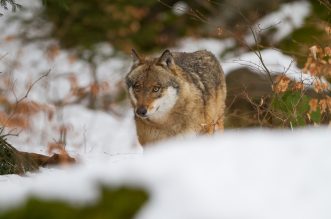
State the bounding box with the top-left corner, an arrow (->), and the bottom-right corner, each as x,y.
125,49 -> 180,122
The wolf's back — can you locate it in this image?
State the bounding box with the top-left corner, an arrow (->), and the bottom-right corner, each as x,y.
172,50 -> 225,98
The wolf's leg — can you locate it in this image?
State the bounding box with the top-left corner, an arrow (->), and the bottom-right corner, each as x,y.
215,87 -> 226,133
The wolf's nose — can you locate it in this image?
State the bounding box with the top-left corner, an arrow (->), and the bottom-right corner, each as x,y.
136,106 -> 147,117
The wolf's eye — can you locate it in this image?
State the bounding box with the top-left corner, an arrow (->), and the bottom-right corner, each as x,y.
152,86 -> 160,92
133,84 -> 140,90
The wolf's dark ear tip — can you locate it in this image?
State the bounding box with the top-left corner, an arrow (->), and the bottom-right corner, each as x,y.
131,48 -> 138,57
131,48 -> 142,65
159,49 -> 174,68
160,49 -> 173,60
163,49 -> 171,55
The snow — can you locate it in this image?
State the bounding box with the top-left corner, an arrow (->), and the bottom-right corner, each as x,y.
1,128 -> 331,219
245,1 -> 311,44
178,37 -> 236,57
222,48 -> 315,84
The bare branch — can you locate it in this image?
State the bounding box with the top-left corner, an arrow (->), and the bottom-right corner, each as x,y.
0,69 -> 51,137
17,69 -> 51,103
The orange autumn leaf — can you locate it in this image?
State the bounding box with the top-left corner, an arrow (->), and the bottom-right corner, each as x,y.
90,83 -> 101,96
292,82 -> 304,91
326,96 -> 331,113
273,75 -> 290,93
47,44 -> 60,60
309,99 -> 318,112
4,35 -> 15,42
319,99 -> 328,113
313,80 -> 328,93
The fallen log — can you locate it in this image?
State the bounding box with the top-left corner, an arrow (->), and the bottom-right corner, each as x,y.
0,136 -> 75,175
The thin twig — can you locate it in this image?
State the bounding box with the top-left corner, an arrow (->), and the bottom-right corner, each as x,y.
0,69 -> 51,137
17,69 -> 51,103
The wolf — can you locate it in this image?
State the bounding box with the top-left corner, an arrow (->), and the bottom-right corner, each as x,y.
125,49 -> 226,146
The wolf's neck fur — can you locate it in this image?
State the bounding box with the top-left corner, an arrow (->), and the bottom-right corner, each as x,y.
135,78 -> 204,145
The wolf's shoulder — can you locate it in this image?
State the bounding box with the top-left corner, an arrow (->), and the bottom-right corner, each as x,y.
172,50 -> 221,76
172,50 -> 224,93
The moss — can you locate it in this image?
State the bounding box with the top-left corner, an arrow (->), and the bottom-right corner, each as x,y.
0,136 -> 39,175
0,187 -> 148,219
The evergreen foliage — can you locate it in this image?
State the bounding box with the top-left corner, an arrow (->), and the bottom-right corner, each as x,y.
42,0 -> 212,53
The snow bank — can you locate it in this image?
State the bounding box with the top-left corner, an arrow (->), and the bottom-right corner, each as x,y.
222,48 -> 314,83
1,128 -> 331,219
177,38 -> 236,57
177,38 -> 315,83
246,1 -> 311,44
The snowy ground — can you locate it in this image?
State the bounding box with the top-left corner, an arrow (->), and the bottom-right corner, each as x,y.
1,128 -> 331,219
2,0 -> 330,218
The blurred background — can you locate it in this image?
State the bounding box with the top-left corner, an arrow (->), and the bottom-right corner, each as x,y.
1,0 -> 330,130
0,0 -> 330,164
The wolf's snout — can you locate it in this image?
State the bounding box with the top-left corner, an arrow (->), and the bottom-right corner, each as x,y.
136,106 -> 147,117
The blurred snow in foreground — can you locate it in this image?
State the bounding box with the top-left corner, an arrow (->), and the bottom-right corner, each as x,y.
1,128 -> 331,219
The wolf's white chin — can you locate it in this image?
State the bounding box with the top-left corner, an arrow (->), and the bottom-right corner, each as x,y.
147,86 -> 178,121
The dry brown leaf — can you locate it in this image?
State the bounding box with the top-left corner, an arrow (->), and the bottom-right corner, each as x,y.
90,83 -> 100,96
68,54 -> 77,64
309,98 -> 318,112
319,99 -> 328,113
68,74 -> 78,91
292,82 -> 304,91
326,96 -> 331,113
273,75 -> 290,93
313,80 -> 328,93
4,35 -> 15,42
47,142 -> 75,166
47,44 -> 60,60
324,47 -> 331,56
0,112 -> 29,128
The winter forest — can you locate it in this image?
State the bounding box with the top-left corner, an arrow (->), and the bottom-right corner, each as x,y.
0,0 -> 330,218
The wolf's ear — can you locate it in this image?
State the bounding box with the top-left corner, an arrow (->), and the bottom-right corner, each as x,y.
158,49 -> 175,68
131,49 -> 143,66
